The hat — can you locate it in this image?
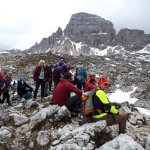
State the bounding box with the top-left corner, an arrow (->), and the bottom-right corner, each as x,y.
19,76 -> 25,81
98,76 -> 110,87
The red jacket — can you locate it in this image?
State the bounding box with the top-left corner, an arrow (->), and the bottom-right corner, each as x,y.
53,78 -> 82,106
84,82 -> 97,92
33,66 -> 49,81
0,72 -> 8,95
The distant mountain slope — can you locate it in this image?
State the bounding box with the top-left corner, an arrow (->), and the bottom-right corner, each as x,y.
28,12 -> 150,55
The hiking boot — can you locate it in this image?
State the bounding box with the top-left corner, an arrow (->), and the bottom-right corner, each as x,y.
32,98 -> 36,101
86,117 -> 94,123
71,112 -> 78,117
8,103 -> 12,106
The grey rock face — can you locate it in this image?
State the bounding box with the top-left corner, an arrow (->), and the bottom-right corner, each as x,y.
36,131 -> 50,146
64,12 -> 116,48
145,134 -> 150,150
115,28 -> 147,51
0,104 -> 9,126
9,112 -> 29,126
97,134 -> 145,150
26,12 -> 150,54
29,27 -> 63,52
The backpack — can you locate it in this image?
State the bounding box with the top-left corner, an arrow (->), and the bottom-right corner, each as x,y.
76,68 -> 83,81
23,92 -> 32,100
57,64 -> 68,77
81,89 -> 96,115
0,77 -> 6,91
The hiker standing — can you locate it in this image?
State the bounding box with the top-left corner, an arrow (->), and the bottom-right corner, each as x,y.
74,64 -> 87,90
0,72 -> 7,103
0,71 -> 14,106
92,76 -> 127,134
84,77 -> 97,92
33,60 -> 49,100
53,58 -> 68,89
44,64 -> 54,96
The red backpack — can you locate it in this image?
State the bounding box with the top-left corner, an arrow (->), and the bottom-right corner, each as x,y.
0,73 -> 7,91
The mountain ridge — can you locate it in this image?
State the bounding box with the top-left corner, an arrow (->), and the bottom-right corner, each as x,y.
27,12 -> 150,55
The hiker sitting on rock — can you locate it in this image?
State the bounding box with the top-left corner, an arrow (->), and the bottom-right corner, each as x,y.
91,76 -> 127,134
17,76 -> 33,100
52,72 -> 82,116
84,77 -> 97,92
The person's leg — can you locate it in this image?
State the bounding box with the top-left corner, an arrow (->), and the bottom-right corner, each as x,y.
1,92 -> 6,103
33,80 -> 41,99
6,90 -> 11,106
77,82 -> 82,90
93,114 -> 127,134
82,82 -> 85,89
44,81 -> 49,96
41,80 -> 45,98
66,95 -> 82,113
54,80 -> 59,89
49,78 -> 52,91
113,114 -> 127,134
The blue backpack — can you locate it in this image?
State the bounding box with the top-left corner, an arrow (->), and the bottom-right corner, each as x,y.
23,92 -> 32,100
76,68 -> 83,81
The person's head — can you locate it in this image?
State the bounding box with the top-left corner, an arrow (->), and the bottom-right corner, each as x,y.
89,72 -> 96,78
38,60 -> 45,67
19,76 -> 26,82
89,78 -> 96,85
8,72 -> 13,77
59,58 -> 65,66
98,76 -> 110,92
63,72 -> 72,82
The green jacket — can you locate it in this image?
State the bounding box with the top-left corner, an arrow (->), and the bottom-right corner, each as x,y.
92,89 -> 119,119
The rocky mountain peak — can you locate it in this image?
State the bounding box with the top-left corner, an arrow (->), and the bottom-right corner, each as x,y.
64,12 -> 116,48
29,27 -> 63,52
27,12 -> 150,55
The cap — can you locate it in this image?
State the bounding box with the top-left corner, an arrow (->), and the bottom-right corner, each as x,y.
19,76 -> 25,81
98,76 -> 110,87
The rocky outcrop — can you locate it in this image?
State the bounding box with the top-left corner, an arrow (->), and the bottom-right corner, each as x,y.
29,27 -> 63,52
26,12 -> 150,54
145,34 -> 150,43
115,28 -> 147,51
0,49 -> 150,149
64,12 -> 116,48
98,134 -> 145,150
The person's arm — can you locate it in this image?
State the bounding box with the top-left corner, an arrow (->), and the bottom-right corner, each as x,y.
68,82 -> 82,95
33,67 -> 38,81
25,82 -> 33,91
96,90 -> 119,114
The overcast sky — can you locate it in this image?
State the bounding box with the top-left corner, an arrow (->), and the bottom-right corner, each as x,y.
0,0 -> 150,51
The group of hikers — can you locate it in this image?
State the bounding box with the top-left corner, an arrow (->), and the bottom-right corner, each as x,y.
0,57 -> 127,134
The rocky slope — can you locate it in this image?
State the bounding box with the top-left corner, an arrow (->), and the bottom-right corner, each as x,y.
0,41 -> 150,149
